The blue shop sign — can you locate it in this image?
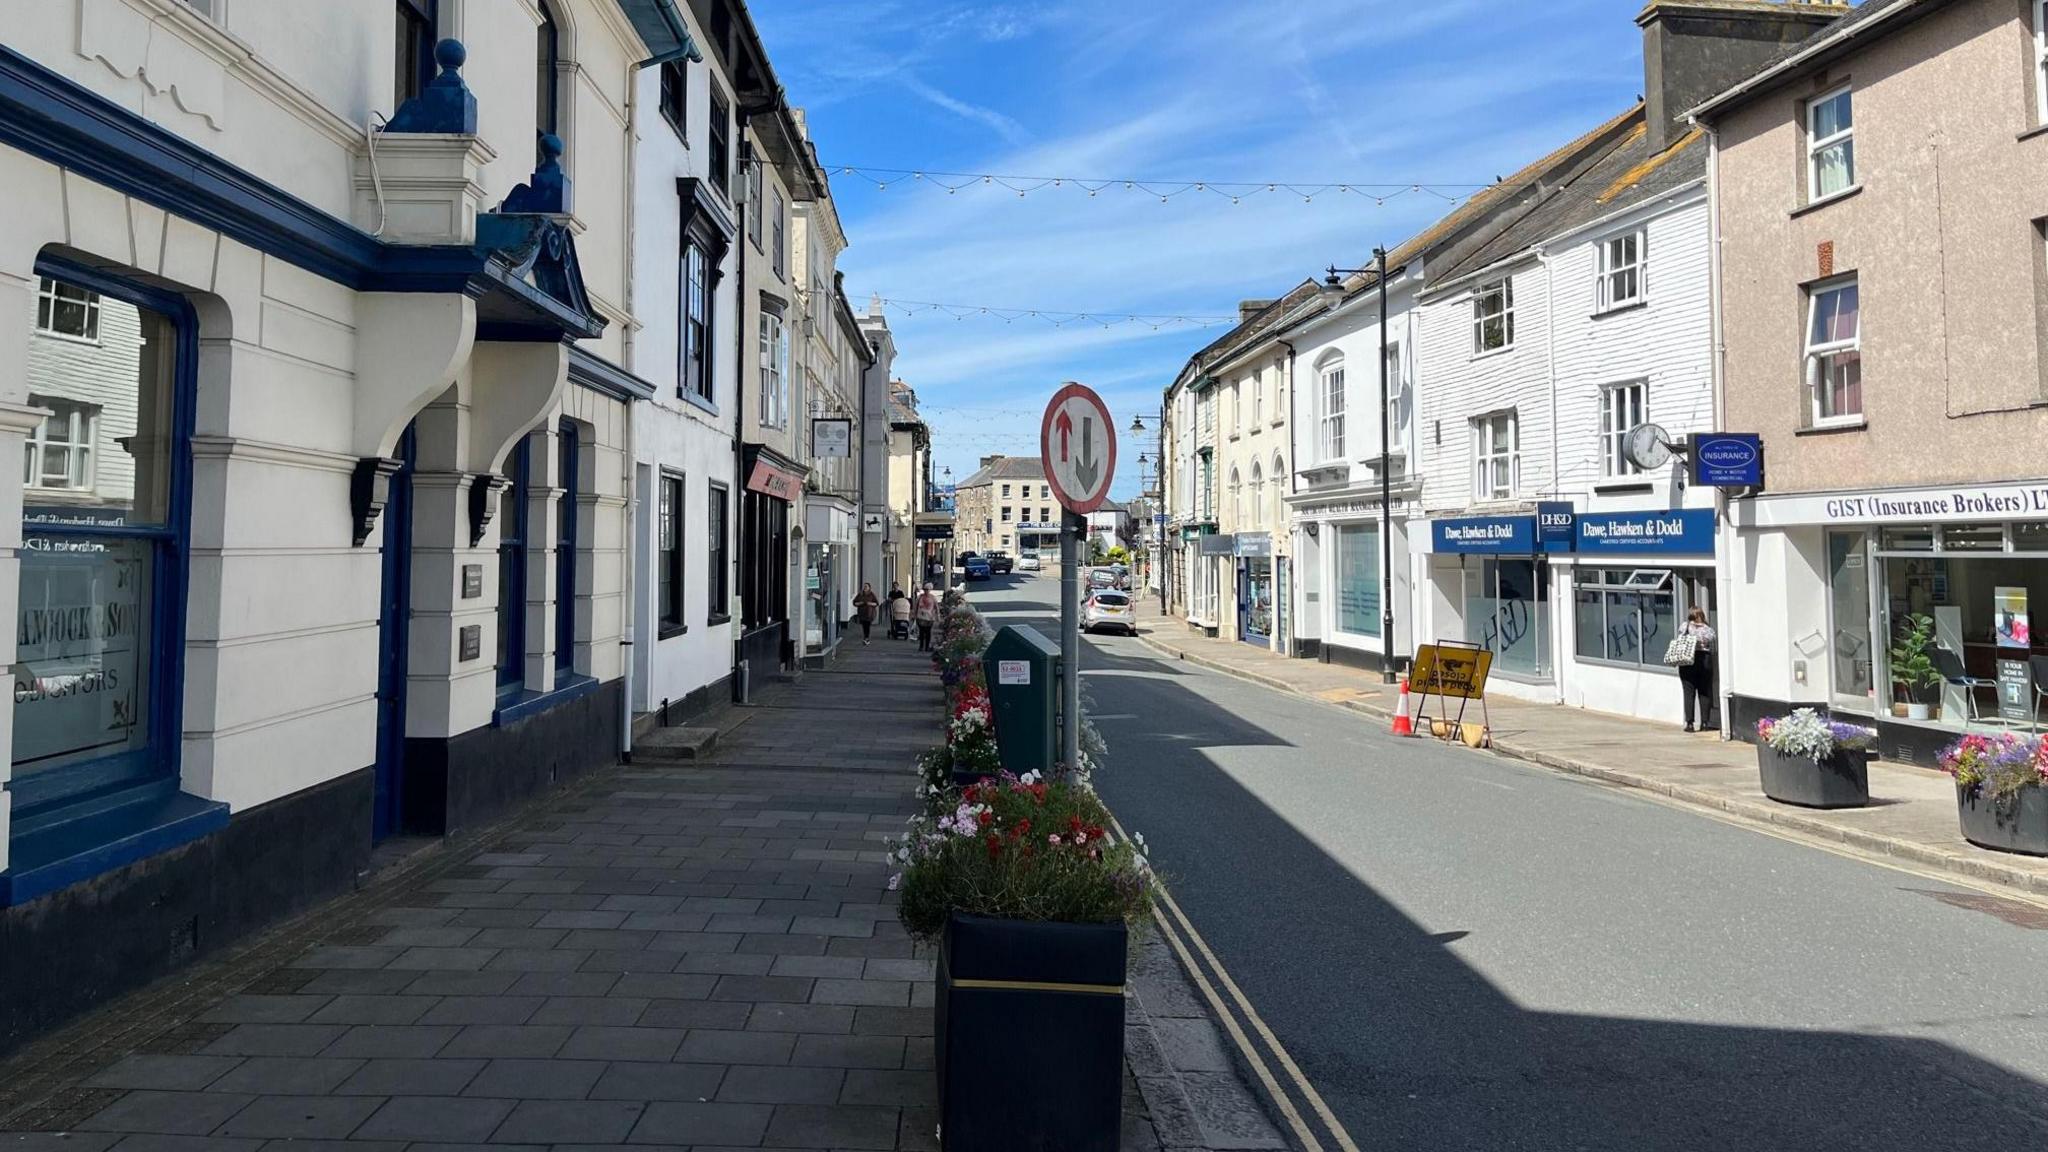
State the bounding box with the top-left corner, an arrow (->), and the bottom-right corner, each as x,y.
1692,432 -> 1764,487
1536,501 -> 1575,550
1575,509 -> 1716,556
1433,515 -> 1536,554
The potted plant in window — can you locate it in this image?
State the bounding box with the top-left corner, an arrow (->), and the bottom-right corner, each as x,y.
892,773 -> 1152,1152
1888,613 -> 1941,721
1940,733 -> 2048,856
1754,709 -> 1876,808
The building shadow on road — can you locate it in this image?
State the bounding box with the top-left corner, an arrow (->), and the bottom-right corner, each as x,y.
1092,671 -> 2048,1150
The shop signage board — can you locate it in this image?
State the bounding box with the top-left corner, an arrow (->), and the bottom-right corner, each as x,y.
745,458 -> 803,501
1996,586 -> 2032,723
915,523 -> 954,540
1198,534 -> 1235,555
1536,501 -> 1575,549
812,418 -> 852,458
1432,515 -> 1536,554
1040,382 -> 1117,516
1409,643 -> 1493,700
1233,534 -> 1273,558
1692,433 -> 1764,487
863,512 -> 886,534
1737,478 -> 2048,529
1574,509 -> 1716,556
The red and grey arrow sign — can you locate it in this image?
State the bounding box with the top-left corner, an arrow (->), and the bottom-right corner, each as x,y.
1040,382 -> 1117,516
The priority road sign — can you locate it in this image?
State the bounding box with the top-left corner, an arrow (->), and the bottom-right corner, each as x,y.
1040,382 -> 1117,516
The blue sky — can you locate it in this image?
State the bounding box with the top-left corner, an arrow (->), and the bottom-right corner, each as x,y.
750,0 -> 1650,498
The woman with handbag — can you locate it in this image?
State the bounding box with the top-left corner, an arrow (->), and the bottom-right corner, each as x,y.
1671,606 -> 1718,732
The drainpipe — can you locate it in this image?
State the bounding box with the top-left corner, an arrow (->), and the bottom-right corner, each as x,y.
1702,116 -> 1733,738
1539,244 -> 1565,706
732,140 -> 752,688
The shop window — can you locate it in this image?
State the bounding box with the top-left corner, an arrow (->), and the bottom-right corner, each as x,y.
1805,277 -> 1861,425
1317,357 -> 1346,461
1598,382 -> 1646,477
14,269 -> 188,819
1467,558 -> 1550,678
395,0 -> 436,108
1806,85 -> 1855,202
24,397 -> 98,491
36,278 -> 100,341
1597,231 -> 1644,311
1880,525 -> 1932,552
709,88 -> 731,198
707,482 -> 729,622
1941,523 -> 2006,552
1473,278 -> 1514,354
2015,522 -> 2048,552
1335,522 -> 1381,637
1472,411 -> 1519,499
658,472 -> 684,633
659,59 -> 687,141
1575,568 -> 1681,669
497,439 -> 532,696
556,422 -> 579,677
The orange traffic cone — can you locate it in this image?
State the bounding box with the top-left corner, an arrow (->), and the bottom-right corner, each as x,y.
1391,679 -> 1414,737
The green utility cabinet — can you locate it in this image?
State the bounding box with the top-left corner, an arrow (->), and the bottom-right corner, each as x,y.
985,625 -> 1062,777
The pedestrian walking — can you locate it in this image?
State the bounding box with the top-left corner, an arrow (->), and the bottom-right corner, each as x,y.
889,584 -> 913,640
913,582 -> 940,651
1671,606 -> 1718,732
854,582 -> 880,645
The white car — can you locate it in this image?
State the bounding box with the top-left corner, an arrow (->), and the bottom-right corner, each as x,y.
1017,554 -> 1042,572
1082,590 -> 1136,635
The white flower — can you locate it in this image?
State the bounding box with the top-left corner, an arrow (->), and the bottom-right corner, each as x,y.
1019,770 -> 1041,786
887,873 -> 901,891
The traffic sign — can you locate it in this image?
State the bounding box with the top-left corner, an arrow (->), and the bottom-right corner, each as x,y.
1040,382 -> 1117,515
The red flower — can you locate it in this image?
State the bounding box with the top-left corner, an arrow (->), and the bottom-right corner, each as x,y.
977,810 -> 993,828
985,835 -> 1002,859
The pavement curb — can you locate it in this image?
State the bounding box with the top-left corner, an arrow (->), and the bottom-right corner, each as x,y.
1137,629 -> 2048,901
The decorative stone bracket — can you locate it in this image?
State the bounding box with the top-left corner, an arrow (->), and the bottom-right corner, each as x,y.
351,456 -> 405,546
468,472 -> 506,546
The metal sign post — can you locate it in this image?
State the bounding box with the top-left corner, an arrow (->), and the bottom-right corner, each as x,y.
1041,382 -> 1118,773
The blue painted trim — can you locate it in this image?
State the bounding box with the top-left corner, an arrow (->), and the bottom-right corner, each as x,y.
555,420 -> 579,678
0,783 -> 228,907
496,441 -> 531,693
568,347 -> 656,402
492,673 -> 599,726
0,45 -> 604,342
8,257 -> 195,827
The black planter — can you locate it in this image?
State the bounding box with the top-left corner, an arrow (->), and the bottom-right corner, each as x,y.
1756,745 -> 1870,809
937,913 -> 1126,1152
1956,784 -> 2048,856
949,761 -> 996,790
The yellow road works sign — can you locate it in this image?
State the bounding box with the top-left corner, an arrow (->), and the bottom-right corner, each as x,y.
1410,644 -> 1492,700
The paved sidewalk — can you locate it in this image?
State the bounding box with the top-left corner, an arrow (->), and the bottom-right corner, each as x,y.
1132,600 -> 2048,899
0,634 -> 1279,1151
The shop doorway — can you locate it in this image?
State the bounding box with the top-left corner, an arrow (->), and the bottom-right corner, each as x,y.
1827,530 -> 1875,714
373,424 -> 417,841
1239,557 -> 1274,646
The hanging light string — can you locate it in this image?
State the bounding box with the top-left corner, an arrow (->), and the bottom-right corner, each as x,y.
824,164 -> 1703,205
861,295 -> 1234,330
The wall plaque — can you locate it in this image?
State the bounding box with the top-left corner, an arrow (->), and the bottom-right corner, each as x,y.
462,563 -> 483,599
458,625 -> 482,662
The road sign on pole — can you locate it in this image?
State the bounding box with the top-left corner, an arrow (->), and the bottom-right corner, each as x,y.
1041,383 -> 1115,774
1041,382 -> 1118,516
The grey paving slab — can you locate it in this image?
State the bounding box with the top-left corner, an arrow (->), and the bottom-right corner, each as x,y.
317,1024 -> 460,1059
627,1101 -> 773,1146
810,978 -> 909,1007
789,1034 -> 905,1070
416,996 -> 542,1026
331,1057 -> 487,1097
204,1057 -> 365,1096
199,1024 -> 351,1058
104,1136 -> 265,1152
675,1030 -> 796,1066
197,996 -> 331,1025
557,1026 -> 685,1063
714,1065 -> 844,1105
435,1024 -> 573,1059
762,1103 -> 901,1150
527,996 -> 650,1026
635,1000 -> 753,1031
304,994 -> 436,1026
211,1095 -> 382,1140
586,1062 -> 726,1103
840,1069 -> 937,1107
352,1096 -> 514,1143
85,1056 -> 243,1093
743,1003 -> 857,1035
488,1099 -> 644,1144
76,1092 -> 256,1136
461,1059 -> 607,1101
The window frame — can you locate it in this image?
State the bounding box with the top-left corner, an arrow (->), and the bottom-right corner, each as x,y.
658,59 -> 687,143
24,395 -> 98,492
1318,360 -> 1346,462
10,261 -> 196,824
1806,85 -> 1856,204
758,311 -> 787,427
1596,231 -> 1645,312
708,87 -> 732,199
1573,566 -> 1701,673
707,481 -> 730,624
395,0 -> 437,109
2037,0 -> 2048,125
535,0 -> 561,158
1598,381 -> 1647,478
771,187 -> 788,281
1472,278 -> 1515,354
1804,275 -> 1863,427
554,420 -> 580,679
658,470 -> 686,636
1471,410 -> 1519,500
680,240 -> 712,401
497,438 -> 532,698
1252,368 -> 1264,426
36,277 -> 102,342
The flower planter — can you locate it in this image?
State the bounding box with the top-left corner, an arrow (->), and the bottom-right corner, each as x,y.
949,762 -> 996,790
936,913 -> 1125,1152
1955,784 -> 2048,856
1756,745 -> 1870,809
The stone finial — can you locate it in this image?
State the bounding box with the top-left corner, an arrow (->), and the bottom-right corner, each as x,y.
501,133 -> 573,215
387,39 -> 478,135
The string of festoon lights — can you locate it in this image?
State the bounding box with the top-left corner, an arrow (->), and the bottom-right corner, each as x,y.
824,164 -> 1707,206
864,296 -> 1234,331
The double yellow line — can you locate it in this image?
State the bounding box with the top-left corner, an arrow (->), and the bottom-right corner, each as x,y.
1114,815 -> 1362,1152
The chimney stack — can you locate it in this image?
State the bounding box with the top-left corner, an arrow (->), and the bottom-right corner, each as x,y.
1237,299 -> 1276,324
979,454 -> 1005,470
1637,1 -> 1849,152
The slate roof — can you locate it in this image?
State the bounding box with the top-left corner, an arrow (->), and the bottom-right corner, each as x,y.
958,456 -> 1045,488
1426,108 -> 1708,287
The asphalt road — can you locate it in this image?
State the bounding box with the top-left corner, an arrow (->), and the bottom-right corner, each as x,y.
969,571 -> 2048,1151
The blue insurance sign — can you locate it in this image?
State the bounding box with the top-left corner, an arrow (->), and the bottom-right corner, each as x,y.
1575,509 -> 1716,556
1692,432 -> 1764,487
1433,515 -> 1536,554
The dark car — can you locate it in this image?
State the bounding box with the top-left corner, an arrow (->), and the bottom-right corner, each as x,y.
987,551 -> 1014,574
963,556 -> 993,581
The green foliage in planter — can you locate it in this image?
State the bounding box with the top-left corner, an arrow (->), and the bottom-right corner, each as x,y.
1888,613 -> 1942,699
891,774 -> 1154,945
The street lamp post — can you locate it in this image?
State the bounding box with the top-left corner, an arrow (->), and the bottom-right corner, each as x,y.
1130,413 -> 1165,616
1322,248 -> 1399,684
